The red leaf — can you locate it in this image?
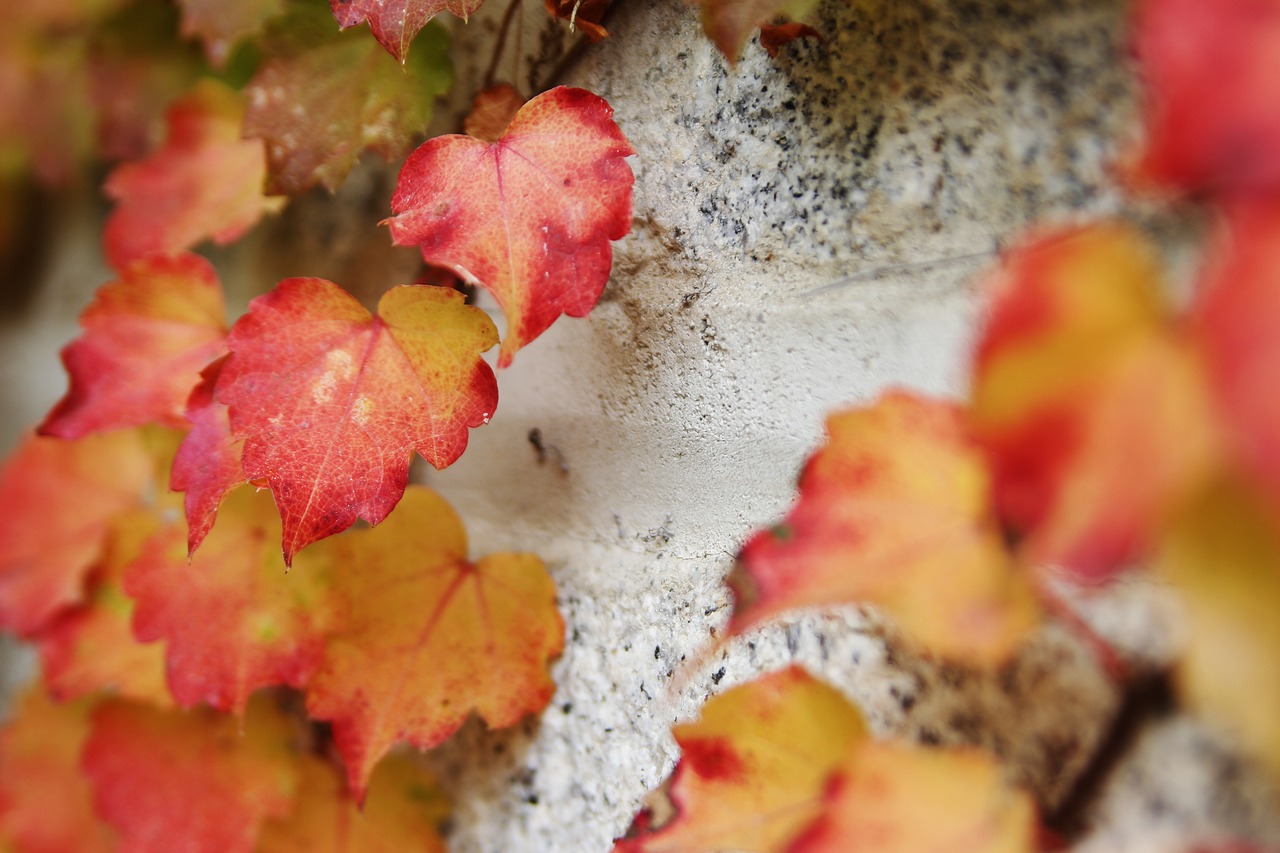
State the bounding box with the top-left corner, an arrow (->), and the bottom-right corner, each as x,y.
39,252 -> 227,438
543,0 -> 611,40
216,279 -> 498,563
102,79 -> 282,269
0,430 -> 151,637
758,21 -> 820,58
331,0 -> 482,62
696,0 -> 819,65
388,85 -> 634,366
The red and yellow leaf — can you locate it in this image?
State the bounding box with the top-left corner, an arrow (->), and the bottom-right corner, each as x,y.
0,430 -> 151,636
695,0 -> 819,64
38,252 -> 227,438
971,224 -> 1219,581
330,0 -> 481,62
102,78 -> 282,269
245,5 -> 452,194
615,666 -> 865,853
388,85 -> 634,366
304,486 -> 563,798
1129,0 -> 1280,194
125,488 -> 338,714
83,696 -> 298,853
258,753 -> 449,852
788,743 -> 1035,853
177,0 -> 284,66
731,392 -> 1038,665
37,508 -> 172,707
215,279 -> 497,562
0,689 -> 117,853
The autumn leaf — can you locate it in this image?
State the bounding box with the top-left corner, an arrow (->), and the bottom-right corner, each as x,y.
38,252 -> 227,438
696,0 -> 818,65
1129,0 -> 1280,193
462,82 -> 525,142
615,666 -> 866,853
0,689 -> 117,853
177,0 -> 284,66
304,486 -> 564,798
0,430 -> 151,636
245,3 -> 452,193
388,85 -> 634,366
214,279 -> 497,562
83,696 -> 299,853
126,487 -> 338,714
544,0 -> 611,40
37,508 -> 172,707
331,0 -> 481,62
787,742 -> 1036,853
758,21 -> 820,58
102,78 -> 283,269
258,753 -> 449,852
971,223 -> 1219,581
731,392 -> 1038,665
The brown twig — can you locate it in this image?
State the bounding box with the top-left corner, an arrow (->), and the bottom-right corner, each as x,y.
483,0 -> 524,90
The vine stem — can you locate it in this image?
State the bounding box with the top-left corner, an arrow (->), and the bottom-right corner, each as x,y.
483,0 -> 524,90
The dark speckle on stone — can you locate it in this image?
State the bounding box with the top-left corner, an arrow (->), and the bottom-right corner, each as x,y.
712,667 -> 726,684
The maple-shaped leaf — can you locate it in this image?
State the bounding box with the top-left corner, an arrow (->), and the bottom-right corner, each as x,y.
696,0 -> 819,65
215,279 -> 497,562
258,753 -> 449,852
102,78 -> 283,269
170,356 -> 247,555
731,392 -> 1038,665
787,742 -> 1035,853
245,3 -> 452,194
1129,0 -> 1280,193
1158,477 -> 1280,779
83,695 -> 299,853
971,224 -> 1220,581
126,487 -> 337,714
388,85 -> 634,367
544,0 -> 610,40
305,486 -> 564,798
615,666 -> 866,853
331,0 -> 481,62
39,252 -> 227,438
0,689 -> 117,853
0,430 -> 151,636
38,508 -> 172,707
177,0 -> 284,66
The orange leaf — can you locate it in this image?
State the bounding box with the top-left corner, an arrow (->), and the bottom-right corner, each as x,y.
125,488 -> 338,714
731,392 -> 1037,664
388,85 -> 634,366
83,695 -> 299,853
39,252 -> 227,438
304,486 -> 564,798
0,430 -> 151,636
37,508 -> 172,707
788,742 -> 1036,853
102,78 -> 282,269
215,278 -> 498,563
0,689 -> 117,853
758,21 -> 820,58
463,83 -> 525,143
1128,0 -> 1280,194
258,753 -> 449,852
695,0 -> 818,64
330,0 -> 481,62
615,666 -> 866,853
971,224 -> 1218,581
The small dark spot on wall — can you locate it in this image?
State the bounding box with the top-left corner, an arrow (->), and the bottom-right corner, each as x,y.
712,667 -> 726,684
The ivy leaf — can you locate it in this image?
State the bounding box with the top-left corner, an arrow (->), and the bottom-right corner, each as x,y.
731,392 -> 1038,665
177,0 -> 285,66
258,753 -> 449,852
615,667 -> 866,853
388,85 -> 634,367
38,252 -> 227,438
0,430 -> 151,637
214,279 -> 498,563
103,78 -> 283,269
125,487 -> 338,715
971,224 -> 1219,581
0,689 -> 117,853
37,508 -> 172,707
695,0 -> 819,65
83,696 -> 299,853
245,4 -> 452,194
331,0 -> 481,62
1129,0 -> 1280,193
304,486 -> 564,799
